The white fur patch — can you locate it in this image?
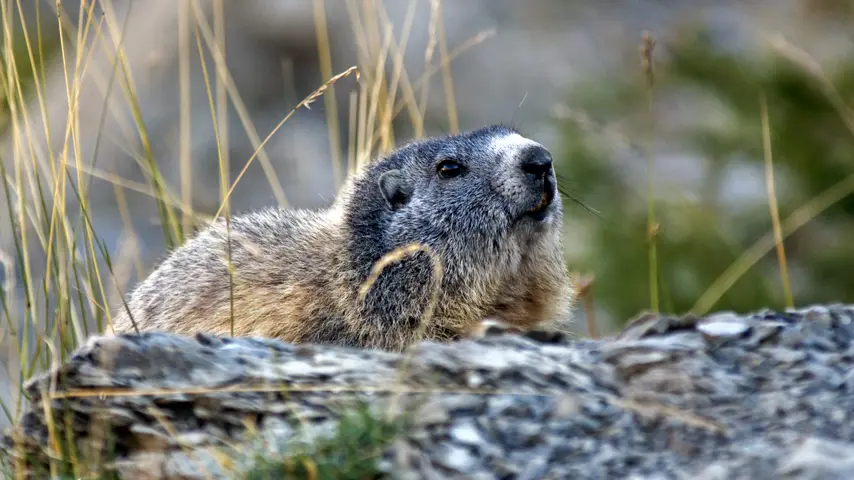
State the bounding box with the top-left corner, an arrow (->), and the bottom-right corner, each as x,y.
488,133 -> 543,158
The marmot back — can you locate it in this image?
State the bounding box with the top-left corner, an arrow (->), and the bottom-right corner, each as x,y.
110,125 -> 575,351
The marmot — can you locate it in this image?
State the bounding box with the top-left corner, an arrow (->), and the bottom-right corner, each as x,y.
110,125 -> 574,351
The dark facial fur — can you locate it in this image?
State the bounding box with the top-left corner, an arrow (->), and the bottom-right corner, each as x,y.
342,125 -> 570,346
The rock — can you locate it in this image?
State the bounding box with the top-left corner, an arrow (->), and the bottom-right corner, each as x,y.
3,304 -> 854,479
778,436 -> 854,479
449,422 -> 485,446
435,444 -> 478,473
697,313 -> 751,340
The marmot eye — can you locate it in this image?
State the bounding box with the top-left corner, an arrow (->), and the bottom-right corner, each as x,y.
437,159 -> 464,179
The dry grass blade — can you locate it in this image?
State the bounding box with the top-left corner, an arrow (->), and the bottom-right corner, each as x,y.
693,171 -> 854,315
617,398 -> 727,433
40,337 -> 64,478
374,0 -> 419,152
192,13 -> 236,336
357,242 -> 442,309
179,0 -> 193,237
759,92 -> 793,309
392,28 -> 496,123
313,0 -> 345,188
213,65 -> 359,220
765,32 -> 854,137
66,159 -> 197,217
640,31 -> 659,314
213,0 -> 229,214
436,0 -> 459,134
362,23 -> 394,160
189,0 -> 289,208
48,383 -> 559,401
417,0 -> 441,137
343,0 -> 370,80
575,274 -> 599,339
356,80 -> 368,170
303,66 -> 362,110
347,90 -> 358,175
424,0 -> 440,66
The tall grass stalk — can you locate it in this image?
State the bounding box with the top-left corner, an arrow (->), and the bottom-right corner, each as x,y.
179,0 -> 193,238
640,32 -> 660,314
313,0 -> 345,187
188,0 -> 290,208
436,0 -> 459,134
759,91 -> 794,309
192,6 -> 236,337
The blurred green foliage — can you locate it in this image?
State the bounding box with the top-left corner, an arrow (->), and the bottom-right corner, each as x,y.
554,25 -> 854,328
0,21 -> 61,133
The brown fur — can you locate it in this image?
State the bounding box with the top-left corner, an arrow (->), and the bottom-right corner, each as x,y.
110,126 -> 575,351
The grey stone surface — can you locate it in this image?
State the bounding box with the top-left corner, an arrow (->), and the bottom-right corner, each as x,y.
4,304 -> 854,478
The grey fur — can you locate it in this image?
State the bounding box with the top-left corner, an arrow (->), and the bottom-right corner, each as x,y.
110,125 -> 575,351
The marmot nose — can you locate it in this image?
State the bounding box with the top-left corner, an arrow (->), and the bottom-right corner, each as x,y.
519,146 -> 553,179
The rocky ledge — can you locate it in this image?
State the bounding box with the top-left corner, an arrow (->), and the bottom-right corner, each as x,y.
4,305 -> 854,479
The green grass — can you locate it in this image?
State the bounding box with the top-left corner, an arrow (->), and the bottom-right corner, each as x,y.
242,402 -> 407,480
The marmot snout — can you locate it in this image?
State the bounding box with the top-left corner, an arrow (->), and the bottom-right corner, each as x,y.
110,124 -> 575,351
502,140 -> 558,221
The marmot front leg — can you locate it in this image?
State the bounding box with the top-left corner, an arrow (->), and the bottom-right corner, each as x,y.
351,249 -> 442,351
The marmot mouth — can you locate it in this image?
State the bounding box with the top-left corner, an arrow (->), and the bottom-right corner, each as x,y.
525,180 -> 556,221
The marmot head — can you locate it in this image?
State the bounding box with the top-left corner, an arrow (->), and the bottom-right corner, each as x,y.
341,124 -> 563,289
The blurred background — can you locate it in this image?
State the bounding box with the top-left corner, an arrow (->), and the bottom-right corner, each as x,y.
1,0 -> 854,430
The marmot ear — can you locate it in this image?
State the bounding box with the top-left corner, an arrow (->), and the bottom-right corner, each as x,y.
377,169 -> 411,210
